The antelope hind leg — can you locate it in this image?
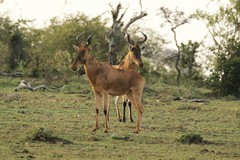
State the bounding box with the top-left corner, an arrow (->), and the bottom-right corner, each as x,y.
115,96 -> 122,122
107,95 -> 111,122
126,92 -> 143,133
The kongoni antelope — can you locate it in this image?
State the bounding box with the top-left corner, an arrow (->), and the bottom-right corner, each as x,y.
71,32 -> 145,133
110,32 -> 147,123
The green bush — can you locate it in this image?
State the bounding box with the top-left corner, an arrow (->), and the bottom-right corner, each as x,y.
178,133 -> 203,144
30,128 -> 72,144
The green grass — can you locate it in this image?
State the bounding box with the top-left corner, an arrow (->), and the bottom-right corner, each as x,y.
0,77 -> 240,159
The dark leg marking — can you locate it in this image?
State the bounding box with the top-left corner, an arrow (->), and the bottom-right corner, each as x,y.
123,101 -> 127,123
128,102 -> 134,122
104,109 -> 107,115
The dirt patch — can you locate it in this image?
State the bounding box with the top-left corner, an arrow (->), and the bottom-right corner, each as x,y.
0,92 -> 21,102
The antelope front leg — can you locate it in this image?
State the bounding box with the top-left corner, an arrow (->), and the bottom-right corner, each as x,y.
103,93 -> 109,133
93,93 -> 101,132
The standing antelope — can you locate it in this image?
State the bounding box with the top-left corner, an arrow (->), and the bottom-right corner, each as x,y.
71,32 -> 145,133
110,32 -> 147,123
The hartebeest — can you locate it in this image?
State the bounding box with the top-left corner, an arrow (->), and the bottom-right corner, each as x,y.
110,32 -> 147,123
71,32 -> 145,133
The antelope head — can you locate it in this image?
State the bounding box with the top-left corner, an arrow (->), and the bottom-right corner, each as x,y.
71,32 -> 94,71
126,31 -> 147,68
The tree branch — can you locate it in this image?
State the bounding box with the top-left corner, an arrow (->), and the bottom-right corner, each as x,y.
208,28 -> 223,50
0,71 -> 23,77
159,7 -> 190,86
110,3 -> 122,23
117,8 -> 128,22
123,12 -> 147,35
107,2 -> 147,65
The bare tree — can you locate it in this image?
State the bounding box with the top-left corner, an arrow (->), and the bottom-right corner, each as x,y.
159,7 -> 192,85
105,2 -> 147,65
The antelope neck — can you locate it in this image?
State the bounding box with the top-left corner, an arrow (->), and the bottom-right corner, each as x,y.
83,54 -> 101,85
119,53 -> 136,70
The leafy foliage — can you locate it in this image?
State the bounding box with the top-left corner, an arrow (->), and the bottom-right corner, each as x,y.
0,13 -> 109,82
180,41 -> 200,76
196,0 -> 240,97
0,16 -> 20,71
180,40 -> 204,85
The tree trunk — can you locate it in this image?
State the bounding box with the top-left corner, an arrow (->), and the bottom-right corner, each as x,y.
106,2 -> 147,65
172,28 -> 181,86
160,7 -> 191,86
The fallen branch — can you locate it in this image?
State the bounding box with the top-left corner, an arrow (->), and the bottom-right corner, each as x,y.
173,96 -> 209,103
0,71 -> 23,77
14,80 -> 61,92
191,98 -> 209,103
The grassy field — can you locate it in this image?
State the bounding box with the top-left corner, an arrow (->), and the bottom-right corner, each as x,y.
0,76 -> 240,160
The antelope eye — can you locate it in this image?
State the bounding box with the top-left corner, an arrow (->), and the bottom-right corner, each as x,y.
131,47 -> 136,51
77,54 -> 82,60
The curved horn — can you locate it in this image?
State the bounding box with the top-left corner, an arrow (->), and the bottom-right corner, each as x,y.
126,32 -> 134,45
137,31 -> 147,44
76,31 -> 85,43
87,33 -> 94,45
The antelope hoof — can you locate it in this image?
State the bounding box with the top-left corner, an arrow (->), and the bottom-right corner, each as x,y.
130,119 -> 134,123
104,129 -> 109,133
133,127 -> 140,133
133,129 -> 139,134
118,119 -> 122,122
92,127 -> 98,132
123,118 -> 126,123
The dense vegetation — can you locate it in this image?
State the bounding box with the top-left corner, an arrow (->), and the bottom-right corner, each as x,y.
0,0 -> 240,159
196,0 -> 240,97
0,14 -> 109,82
1,0 -> 240,96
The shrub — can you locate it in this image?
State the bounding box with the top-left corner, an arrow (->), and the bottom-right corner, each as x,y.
178,133 -> 203,144
30,128 -> 72,144
31,128 -> 54,142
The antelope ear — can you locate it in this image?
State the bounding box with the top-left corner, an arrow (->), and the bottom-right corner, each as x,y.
73,45 -> 79,52
90,44 -> 97,51
129,45 -> 133,50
